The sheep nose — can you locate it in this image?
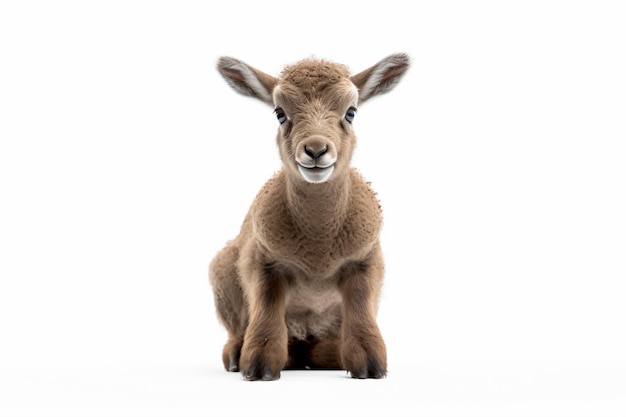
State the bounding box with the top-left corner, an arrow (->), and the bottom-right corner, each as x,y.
304,145 -> 328,160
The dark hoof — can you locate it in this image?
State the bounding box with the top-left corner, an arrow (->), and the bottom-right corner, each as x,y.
227,356 -> 239,372
263,370 -> 280,381
349,365 -> 368,379
348,360 -> 386,379
242,364 -> 281,381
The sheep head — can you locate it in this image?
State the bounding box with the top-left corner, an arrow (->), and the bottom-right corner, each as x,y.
217,54 -> 410,184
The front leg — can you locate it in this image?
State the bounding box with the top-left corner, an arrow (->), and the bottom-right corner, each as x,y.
239,259 -> 289,381
339,247 -> 387,379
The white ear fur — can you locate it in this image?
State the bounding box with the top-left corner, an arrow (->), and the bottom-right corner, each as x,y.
352,53 -> 410,103
217,57 -> 275,105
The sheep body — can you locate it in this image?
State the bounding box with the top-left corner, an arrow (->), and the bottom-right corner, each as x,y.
210,54 -> 409,380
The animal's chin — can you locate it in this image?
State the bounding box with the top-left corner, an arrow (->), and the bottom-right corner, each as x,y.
297,164 -> 335,184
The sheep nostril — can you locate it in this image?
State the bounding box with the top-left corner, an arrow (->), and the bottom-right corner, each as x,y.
304,145 -> 328,160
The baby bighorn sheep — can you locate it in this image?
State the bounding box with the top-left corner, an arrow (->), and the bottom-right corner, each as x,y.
210,53 -> 410,380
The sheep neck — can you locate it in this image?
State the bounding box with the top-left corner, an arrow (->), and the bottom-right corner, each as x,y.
285,174 -> 351,240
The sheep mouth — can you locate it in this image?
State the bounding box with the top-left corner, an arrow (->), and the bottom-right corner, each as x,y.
297,164 -> 335,184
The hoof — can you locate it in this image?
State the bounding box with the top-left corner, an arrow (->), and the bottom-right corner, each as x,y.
242,367 -> 281,381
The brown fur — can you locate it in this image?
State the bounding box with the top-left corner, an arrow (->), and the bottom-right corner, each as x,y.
210,54 -> 410,380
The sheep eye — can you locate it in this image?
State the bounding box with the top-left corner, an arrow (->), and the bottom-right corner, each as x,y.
274,108 -> 287,124
344,107 -> 357,123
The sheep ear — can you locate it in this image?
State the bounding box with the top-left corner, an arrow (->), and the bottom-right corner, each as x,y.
351,53 -> 411,103
217,57 -> 276,106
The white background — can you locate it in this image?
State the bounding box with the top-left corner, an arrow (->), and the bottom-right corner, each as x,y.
1,1 -> 625,416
